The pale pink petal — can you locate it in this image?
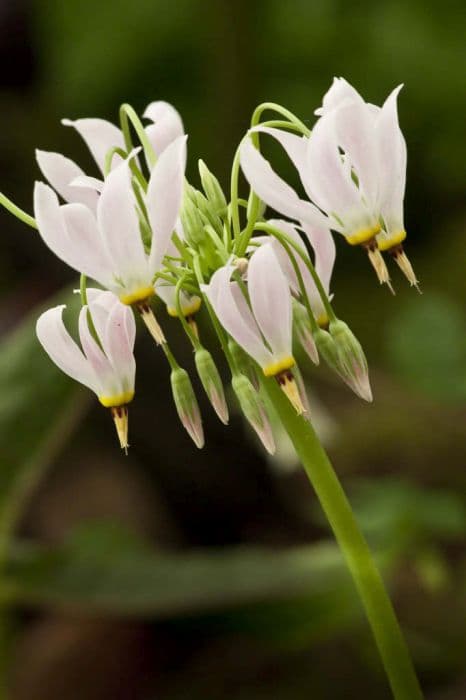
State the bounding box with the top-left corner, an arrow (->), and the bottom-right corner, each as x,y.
375,85 -> 406,233
248,244 -> 293,360
36,150 -> 98,211
333,100 -> 379,208
306,110 -> 364,218
78,306 -> 115,396
36,306 -> 98,393
69,174 -> 104,192
62,117 -> 125,173
97,158 -> 149,284
143,101 -> 184,156
101,301 -> 136,391
34,182 -> 112,287
202,267 -> 271,367
300,222 -> 336,297
239,138 -> 309,223
315,77 -> 364,116
146,134 -> 187,274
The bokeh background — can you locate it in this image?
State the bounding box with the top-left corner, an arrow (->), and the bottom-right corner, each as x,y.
0,1 -> 465,698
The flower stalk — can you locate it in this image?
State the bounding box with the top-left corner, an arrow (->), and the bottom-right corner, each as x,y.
262,374 -> 423,700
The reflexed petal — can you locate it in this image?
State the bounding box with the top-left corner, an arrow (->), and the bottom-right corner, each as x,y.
306,110 -> 363,217
102,301 -> 136,390
333,100 -> 379,207
62,117 -> 125,173
36,306 -> 98,393
300,222 -> 336,297
36,150 -> 99,210
97,158 -> 149,284
69,174 -> 104,193
249,126 -> 308,174
143,101 -> 184,156
34,182 -> 112,287
202,266 -> 271,367
375,85 -> 406,233
315,77 -> 364,116
78,306 -> 116,397
147,135 -> 187,274
239,138 -> 310,223
248,244 -> 292,359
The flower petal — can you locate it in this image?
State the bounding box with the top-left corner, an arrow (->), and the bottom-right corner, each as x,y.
333,99 -> 379,208
375,85 -> 406,233
62,118 -> 125,173
36,305 -> 98,393
248,244 -> 292,360
240,137 -> 321,226
306,110 -> 364,218
78,306 -> 115,395
202,266 -> 271,367
69,174 -> 104,193
97,158 -> 149,286
143,101 -> 184,156
36,150 -> 99,211
146,134 -> 187,275
315,77 -> 364,116
34,182 -> 112,287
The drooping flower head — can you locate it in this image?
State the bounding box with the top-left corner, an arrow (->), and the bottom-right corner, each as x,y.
36,289 -> 136,449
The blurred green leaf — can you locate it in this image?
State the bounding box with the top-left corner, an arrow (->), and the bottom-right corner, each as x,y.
4,533 -> 356,619
0,291 -> 90,548
386,294 -> 466,401
350,478 -> 466,547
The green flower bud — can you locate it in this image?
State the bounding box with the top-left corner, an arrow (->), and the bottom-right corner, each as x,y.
228,339 -> 258,387
194,190 -> 223,235
194,348 -> 229,424
329,320 -> 372,402
293,300 -> 319,365
198,159 -> 227,215
180,194 -> 205,247
170,367 -> 204,448
232,374 -> 275,454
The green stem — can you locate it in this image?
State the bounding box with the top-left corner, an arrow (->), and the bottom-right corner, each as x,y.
262,376 -> 423,700
0,193 -> 37,230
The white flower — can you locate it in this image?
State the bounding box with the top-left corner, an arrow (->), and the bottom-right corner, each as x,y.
240,80 -> 413,287
257,218 -> 335,326
35,101 -> 184,211
203,245 -> 293,376
36,289 -> 136,448
34,136 -> 187,306
203,245 -> 306,413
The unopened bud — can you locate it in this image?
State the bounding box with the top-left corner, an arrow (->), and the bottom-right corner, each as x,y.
228,339 -> 258,388
194,191 -> 223,235
170,367 -> 204,448
329,320 -> 372,402
293,301 -> 319,365
195,348 -> 229,425
232,374 -> 275,454
180,194 -> 205,247
198,160 -> 227,215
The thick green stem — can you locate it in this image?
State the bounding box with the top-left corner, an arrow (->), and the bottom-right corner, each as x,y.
262,376 -> 423,700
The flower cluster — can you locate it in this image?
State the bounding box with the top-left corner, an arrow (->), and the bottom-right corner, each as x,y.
1,81 -> 415,452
